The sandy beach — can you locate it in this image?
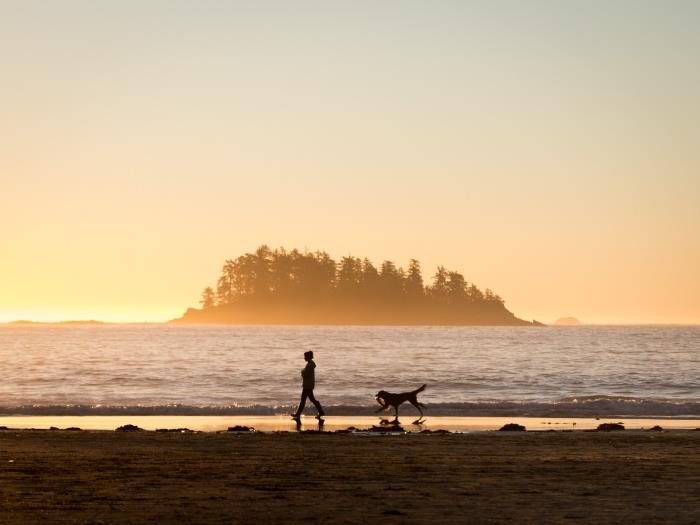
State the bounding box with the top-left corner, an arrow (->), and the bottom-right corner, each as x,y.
1,429 -> 698,524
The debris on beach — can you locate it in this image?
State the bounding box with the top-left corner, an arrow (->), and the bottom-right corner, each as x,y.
498,423 -> 526,432
419,429 -> 451,434
367,423 -> 405,433
115,424 -> 144,432
334,426 -> 361,434
65,427 -> 82,431
596,422 -> 625,431
227,425 -> 255,432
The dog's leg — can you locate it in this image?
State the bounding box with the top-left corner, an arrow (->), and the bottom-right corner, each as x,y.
409,399 -> 425,424
375,395 -> 389,414
409,400 -> 424,418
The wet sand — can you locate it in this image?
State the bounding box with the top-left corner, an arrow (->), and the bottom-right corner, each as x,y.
1,430 -> 699,524
1,414 -> 698,432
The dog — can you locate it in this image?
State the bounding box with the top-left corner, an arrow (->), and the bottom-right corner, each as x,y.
375,384 -> 427,424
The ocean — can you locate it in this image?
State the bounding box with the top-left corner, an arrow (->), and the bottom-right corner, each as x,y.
1,324 -> 698,418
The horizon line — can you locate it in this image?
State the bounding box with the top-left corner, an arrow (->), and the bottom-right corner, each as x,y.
2,319 -> 699,328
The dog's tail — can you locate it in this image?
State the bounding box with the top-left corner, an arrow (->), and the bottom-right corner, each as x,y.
414,384 -> 427,394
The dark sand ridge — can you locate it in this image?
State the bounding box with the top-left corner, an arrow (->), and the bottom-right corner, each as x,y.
1,430 -> 698,524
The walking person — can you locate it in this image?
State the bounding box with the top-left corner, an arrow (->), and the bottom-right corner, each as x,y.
291,351 -> 325,420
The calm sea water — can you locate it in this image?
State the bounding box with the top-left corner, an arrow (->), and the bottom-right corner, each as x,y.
1,325 -> 698,417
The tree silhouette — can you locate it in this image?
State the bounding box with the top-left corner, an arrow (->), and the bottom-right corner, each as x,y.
199,287 -> 216,309
337,256 -> 363,297
428,266 -> 449,300
270,248 -> 294,295
446,271 -> 467,304
405,259 -> 425,298
378,260 -> 404,301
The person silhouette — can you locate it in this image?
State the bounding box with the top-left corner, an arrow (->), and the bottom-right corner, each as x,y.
291,351 -> 325,421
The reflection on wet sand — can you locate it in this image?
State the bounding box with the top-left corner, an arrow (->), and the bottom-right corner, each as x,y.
0,415 -> 697,432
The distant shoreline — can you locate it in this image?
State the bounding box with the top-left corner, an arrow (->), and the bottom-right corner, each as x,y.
5,320 -> 108,326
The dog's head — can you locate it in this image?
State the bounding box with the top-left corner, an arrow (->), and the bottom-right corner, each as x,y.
375,390 -> 388,405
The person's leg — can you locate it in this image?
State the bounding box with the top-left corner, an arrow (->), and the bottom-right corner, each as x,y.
293,389 -> 308,417
307,389 -> 325,416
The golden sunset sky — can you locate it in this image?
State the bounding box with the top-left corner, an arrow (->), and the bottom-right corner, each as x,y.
2,1 -> 699,324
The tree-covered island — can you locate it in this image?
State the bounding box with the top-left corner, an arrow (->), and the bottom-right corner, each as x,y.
172,245 -> 539,325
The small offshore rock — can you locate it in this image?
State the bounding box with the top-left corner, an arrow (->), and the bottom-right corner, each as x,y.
65,427 -> 82,431
115,424 -> 144,432
499,423 -> 526,432
49,426 -> 59,430
597,422 -> 625,431
648,425 -> 663,432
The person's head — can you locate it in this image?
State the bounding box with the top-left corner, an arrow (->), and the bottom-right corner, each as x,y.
304,351 -> 314,361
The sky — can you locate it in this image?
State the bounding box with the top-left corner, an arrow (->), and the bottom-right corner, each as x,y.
1,1 -> 699,324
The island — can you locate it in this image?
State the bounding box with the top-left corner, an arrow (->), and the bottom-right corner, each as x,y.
172,245 -> 539,326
